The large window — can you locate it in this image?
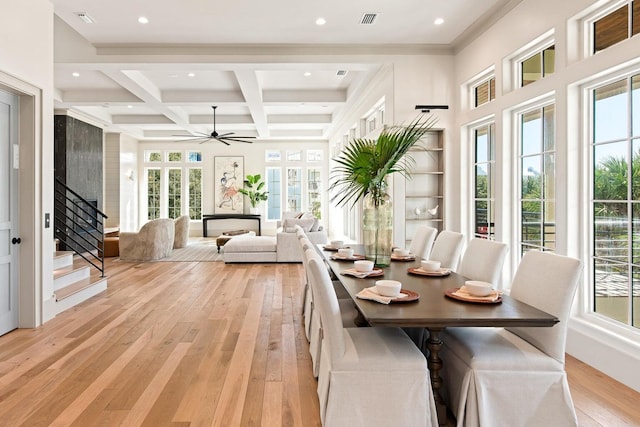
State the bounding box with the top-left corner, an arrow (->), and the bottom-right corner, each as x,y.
286,167 -> 302,212
474,77 -> 496,107
519,104 -> 556,255
591,73 -> 640,328
143,150 -> 202,221
266,167 -> 281,221
593,1 -> 640,53
473,123 -> 496,239
308,168 -> 322,219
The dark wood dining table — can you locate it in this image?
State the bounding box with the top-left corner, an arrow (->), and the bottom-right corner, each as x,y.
319,244 -> 558,424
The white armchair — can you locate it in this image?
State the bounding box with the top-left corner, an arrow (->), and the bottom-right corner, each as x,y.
119,218 -> 175,261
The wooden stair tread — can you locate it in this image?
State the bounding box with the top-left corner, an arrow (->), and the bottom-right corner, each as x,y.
54,276 -> 107,301
54,251 -> 74,259
53,264 -> 89,279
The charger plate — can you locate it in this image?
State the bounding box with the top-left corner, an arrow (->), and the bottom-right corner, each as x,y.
445,287 -> 502,304
391,254 -> 416,261
407,267 -> 451,276
390,289 -> 420,303
331,254 -> 366,261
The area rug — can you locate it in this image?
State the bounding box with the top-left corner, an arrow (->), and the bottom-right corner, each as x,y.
156,240 -> 224,262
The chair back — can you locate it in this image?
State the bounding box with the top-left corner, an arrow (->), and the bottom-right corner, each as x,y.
305,248 -> 345,360
429,230 -> 464,270
505,250 -> 582,363
457,238 -> 508,285
408,226 -> 438,259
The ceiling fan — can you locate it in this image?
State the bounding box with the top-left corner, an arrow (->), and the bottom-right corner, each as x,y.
174,105 -> 256,145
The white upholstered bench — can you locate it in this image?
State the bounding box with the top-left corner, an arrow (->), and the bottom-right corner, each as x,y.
223,235 -> 277,263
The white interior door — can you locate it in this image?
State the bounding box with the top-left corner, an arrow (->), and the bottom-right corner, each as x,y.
0,89 -> 19,336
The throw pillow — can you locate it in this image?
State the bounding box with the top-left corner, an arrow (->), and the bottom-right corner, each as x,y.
309,217 -> 320,232
282,217 -> 315,232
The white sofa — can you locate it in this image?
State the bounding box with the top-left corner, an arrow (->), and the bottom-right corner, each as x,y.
223,211 -> 327,263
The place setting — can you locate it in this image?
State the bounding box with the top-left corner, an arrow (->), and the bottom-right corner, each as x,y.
356,279 -> 420,304
341,260 -> 384,278
330,247 -> 366,261
407,259 -> 452,276
390,247 -> 416,261
445,280 -> 503,303
323,240 -> 349,252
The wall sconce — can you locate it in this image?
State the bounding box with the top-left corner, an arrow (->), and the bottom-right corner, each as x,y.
415,105 -> 449,113
125,169 -> 135,181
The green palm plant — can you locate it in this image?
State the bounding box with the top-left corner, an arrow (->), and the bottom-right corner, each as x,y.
329,115 -> 438,207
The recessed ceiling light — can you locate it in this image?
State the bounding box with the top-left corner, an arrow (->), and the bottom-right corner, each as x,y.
138,16 -> 149,24
188,72 -> 195,77
75,13 -> 95,24
127,105 -> 133,109
304,72 -> 311,77
315,17 -> 326,26
72,72 -> 80,77
434,17 -> 444,25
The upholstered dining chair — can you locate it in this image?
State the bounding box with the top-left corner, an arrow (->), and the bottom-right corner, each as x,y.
408,225 -> 438,259
441,250 -> 583,427
298,236 -> 357,378
457,238 -> 509,286
429,230 -> 465,271
305,248 -> 438,427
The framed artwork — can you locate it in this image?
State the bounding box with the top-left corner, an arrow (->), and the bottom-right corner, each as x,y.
214,156 -> 244,214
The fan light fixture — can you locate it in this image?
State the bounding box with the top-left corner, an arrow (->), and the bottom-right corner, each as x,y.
173,106 -> 256,145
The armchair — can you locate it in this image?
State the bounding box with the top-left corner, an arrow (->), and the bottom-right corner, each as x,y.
119,218 -> 175,261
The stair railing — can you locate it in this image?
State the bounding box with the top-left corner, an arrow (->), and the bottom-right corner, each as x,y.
53,177 -> 108,277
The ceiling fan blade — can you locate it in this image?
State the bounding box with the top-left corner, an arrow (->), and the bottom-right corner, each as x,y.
217,132 -> 234,138
221,137 -> 254,144
214,137 -> 231,146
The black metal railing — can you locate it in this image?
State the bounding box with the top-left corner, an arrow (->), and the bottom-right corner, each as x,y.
54,177 -> 108,277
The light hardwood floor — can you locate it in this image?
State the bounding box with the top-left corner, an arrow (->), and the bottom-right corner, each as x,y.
0,257 -> 639,426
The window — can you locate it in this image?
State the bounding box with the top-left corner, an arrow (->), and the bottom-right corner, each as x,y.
266,150 -> 281,162
266,167 -> 281,220
474,77 -> 496,107
520,45 -> 555,86
473,123 -> 496,239
307,149 -> 322,162
187,151 -> 202,162
286,167 -> 302,211
147,168 -> 161,220
519,104 -> 556,255
590,73 -> 640,328
188,168 -> 202,220
146,151 -> 161,162
286,150 -> 301,162
308,168 -> 322,219
167,151 -> 182,162
593,1 -> 640,53
167,168 -> 181,219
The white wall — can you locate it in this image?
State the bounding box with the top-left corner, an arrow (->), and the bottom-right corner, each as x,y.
451,0 -> 640,392
0,0 -> 54,325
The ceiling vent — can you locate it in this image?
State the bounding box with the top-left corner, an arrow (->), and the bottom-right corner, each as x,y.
360,13 -> 377,25
75,12 -> 96,24
336,70 -> 348,76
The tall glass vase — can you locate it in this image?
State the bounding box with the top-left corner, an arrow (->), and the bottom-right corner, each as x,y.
362,182 -> 393,267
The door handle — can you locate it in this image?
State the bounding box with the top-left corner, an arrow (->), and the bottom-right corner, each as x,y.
11,237 -> 21,244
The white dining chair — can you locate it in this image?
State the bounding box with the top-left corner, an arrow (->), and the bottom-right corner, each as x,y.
409,225 -> 438,259
441,250 -> 583,427
299,238 -> 357,378
305,248 -> 438,427
429,230 -> 465,271
457,238 -> 508,286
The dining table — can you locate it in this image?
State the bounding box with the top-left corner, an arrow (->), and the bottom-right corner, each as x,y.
318,244 -> 559,425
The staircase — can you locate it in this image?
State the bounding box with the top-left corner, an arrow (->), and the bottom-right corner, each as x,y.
53,250 -> 107,314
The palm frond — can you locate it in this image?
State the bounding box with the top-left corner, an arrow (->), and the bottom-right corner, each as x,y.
330,114 -> 438,207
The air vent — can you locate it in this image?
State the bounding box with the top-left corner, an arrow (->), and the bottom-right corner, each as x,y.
75,12 -> 96,24
360,13 -> 377,25
336,70 -> 348,76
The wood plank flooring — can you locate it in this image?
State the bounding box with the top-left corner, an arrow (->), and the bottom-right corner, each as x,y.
0,257 -> 638,426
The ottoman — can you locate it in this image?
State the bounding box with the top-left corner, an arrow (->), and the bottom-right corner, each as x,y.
216,230 -> 255,253
223,236 -> 277,263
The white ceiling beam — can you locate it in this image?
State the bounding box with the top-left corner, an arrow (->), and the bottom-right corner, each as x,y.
112,115 -> 174,124
190,114 -> 253,125
268,114 -> 332,124
234,69 -> 269,137
162,90 -> 245,103
59,89 -> 141,103
263,90 -> 346,103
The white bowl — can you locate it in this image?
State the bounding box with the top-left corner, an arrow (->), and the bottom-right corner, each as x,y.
464,280 -> 493,297
393,248 -> 410,257
375,280 -> 402,297
338,248 -> 354,258
354,260 -> 374,272
330,240 -> 344,249
421,259 -> 441,271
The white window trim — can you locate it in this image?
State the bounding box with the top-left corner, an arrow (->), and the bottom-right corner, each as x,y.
504,29 -> 555,91
583,0 -> 634,57
465,66 -> 496,110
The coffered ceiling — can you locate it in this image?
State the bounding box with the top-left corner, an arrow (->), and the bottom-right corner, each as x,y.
52,0 -> 518,143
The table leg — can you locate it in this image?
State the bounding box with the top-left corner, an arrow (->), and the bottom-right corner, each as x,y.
427,327 -> 447,425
